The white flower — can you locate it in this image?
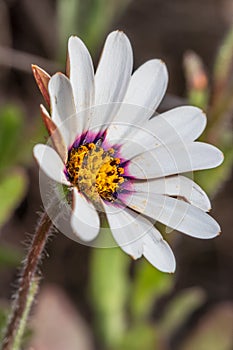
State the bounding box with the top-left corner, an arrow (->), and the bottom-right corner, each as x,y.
33,31 -> 223,273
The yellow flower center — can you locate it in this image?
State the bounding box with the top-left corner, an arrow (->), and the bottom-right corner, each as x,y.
66,143 -> 125,202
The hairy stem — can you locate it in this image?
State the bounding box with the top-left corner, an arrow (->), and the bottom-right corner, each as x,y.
1,211 -> 53,350
12,278 -> 39,350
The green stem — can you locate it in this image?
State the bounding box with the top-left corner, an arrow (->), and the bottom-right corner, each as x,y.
1,211 -> 53,350
12,278 -> 39,350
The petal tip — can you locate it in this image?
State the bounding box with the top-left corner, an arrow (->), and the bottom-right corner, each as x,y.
129,254 -> 138,261
115,29 -> 124,34
219,150 -> 224,163
31,63 -> 40,72
158,262 -> 176,274
168,264 -> 176,273
112,29 -> 125,35
108,30 -> 129,42
68,35 -> 82,47
159,59 -> 166,66
213,148 -> 224,167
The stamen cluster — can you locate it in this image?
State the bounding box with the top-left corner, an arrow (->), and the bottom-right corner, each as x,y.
66,142 -> 125,201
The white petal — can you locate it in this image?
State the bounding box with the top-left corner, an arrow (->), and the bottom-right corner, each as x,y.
123,192 -> 221,239
48,73 -> 78,147
132,175 -> 211,211
103,201 -> 175,272
102,202 -> 144,259
68,36 -> 95,111
95,31 -> 133,105
105,60 -> 168,143
104,105 -> 150,147
143,231 -> 176,273
151,106 -> 207,141
127,142 -> 224,179
33,144 -> 69,185
120,59 -> 168,115
91,31 -> 133,133
119,106 -> 207,159
71,188 -> 100,241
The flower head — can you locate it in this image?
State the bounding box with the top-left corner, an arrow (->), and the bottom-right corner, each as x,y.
33,31 -> 223,273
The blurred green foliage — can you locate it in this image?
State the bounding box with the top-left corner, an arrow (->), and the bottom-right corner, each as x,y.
130,260 -> 172,322
0,306 -> 8,344
0,105 -> 28,229
0,244 -> 22,269
0,104 -> 45,346
183,26 -> 233,196
0,106 -> 24,170
159,288 -> 206,336
57,0 -> 131,59
116,324 -> 157,350
0,104 -> 45,231
90,233 -> 129,346
0,105 -> 28,338
0,103 -> 45,271
90,246 -> 208,350
0,170 -> 27,228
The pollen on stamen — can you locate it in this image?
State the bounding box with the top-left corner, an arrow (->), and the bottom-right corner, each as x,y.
66,141 -> 125,202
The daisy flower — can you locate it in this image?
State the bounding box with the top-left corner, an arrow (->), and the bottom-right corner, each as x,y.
32,30 -> 223,273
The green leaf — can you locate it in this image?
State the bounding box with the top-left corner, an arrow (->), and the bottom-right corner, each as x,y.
89,224 -> 130,347
130,259 -> 173,321
116,324 -> 157,350
0,105 -> 24,170
160,288 -> 206,336
0,169 -> 28,228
